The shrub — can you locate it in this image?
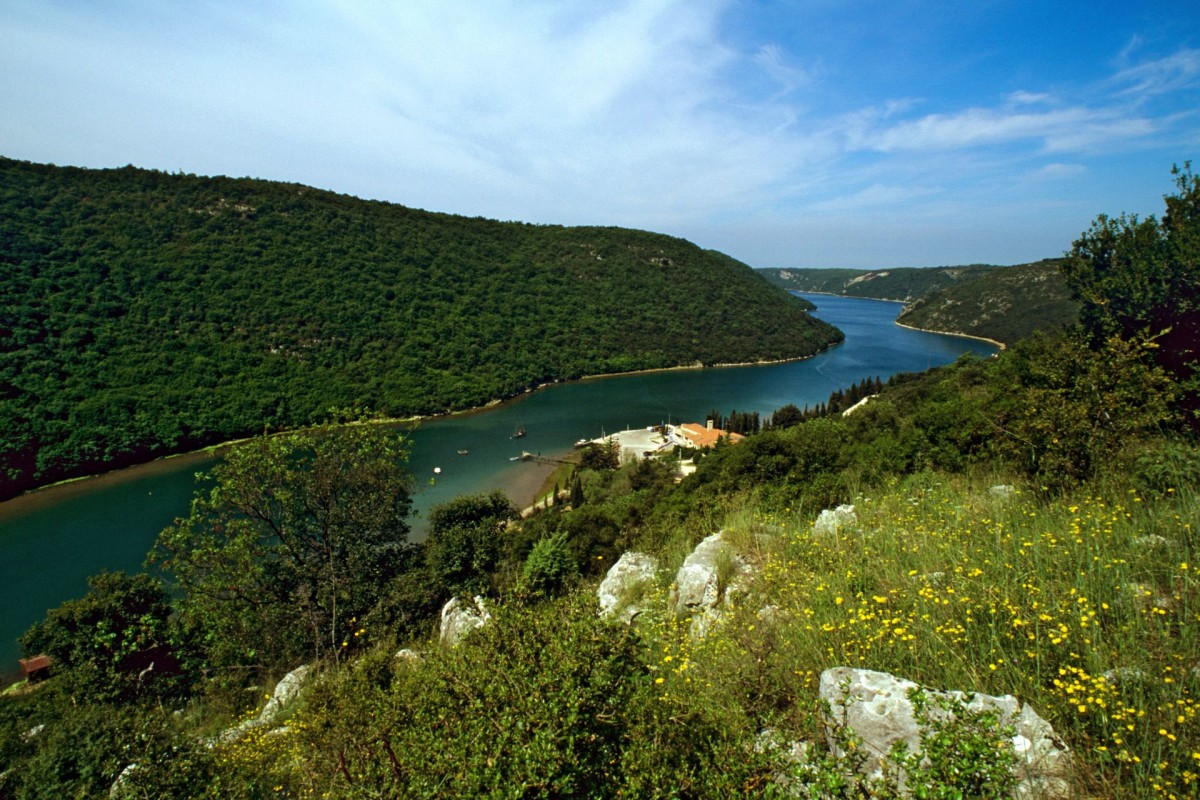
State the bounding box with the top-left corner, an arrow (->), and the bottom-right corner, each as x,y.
521,532 -> 576,597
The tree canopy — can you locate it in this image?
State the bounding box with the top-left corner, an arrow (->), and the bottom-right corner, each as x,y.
1064,163 -> 1200,423
0,157 -> 841,500
149,424 -> 416,669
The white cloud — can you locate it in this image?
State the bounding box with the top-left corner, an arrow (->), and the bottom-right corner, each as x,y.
847,104 -> 1156,155
1030,163 -> 1088,179
806,183 -> 940,213
0,0 -> 1196,267
1111,45 -> 1200,99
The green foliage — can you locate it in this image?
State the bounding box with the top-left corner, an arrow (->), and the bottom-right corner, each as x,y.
149,424 -> 416,670
887,690 -> 1019,799
521,532 -> 576,597
1130,437 -> 1200,497
0,694 -> 203,800
896,260 -> 1077,345
424,491 -> 517,596
1064,163 -> 1200,423
298,594 -> 767,797
993,334 -> 1175,490
19,572 -> 188,703
0,156 -> 841,500
578,440 -> 620,471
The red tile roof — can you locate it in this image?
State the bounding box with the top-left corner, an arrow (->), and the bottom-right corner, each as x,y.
678,423 -> 745,449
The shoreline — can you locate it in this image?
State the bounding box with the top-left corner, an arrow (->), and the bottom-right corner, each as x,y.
791,289 -> 910,304
2,344 -> 839,510
892,320 -> 1007,350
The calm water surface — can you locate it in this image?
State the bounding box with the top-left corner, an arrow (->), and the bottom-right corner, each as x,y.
0,295 -> 996,671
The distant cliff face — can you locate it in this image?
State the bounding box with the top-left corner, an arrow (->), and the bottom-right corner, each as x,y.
0,157 -> 842,498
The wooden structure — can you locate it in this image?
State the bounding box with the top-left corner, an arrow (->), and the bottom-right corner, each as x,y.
18,654 -> 52,683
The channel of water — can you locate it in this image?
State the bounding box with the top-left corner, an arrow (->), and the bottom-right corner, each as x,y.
0,294 -> 998,672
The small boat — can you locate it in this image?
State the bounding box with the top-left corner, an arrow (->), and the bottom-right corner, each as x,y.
457,449 -> 469,455
511,424 -> 526,439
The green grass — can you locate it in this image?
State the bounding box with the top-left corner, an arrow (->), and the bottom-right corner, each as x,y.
641,470 -> 1199,798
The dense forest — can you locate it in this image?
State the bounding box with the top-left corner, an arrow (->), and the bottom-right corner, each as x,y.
0,158 -> 840,500
1,164 -> 1196,798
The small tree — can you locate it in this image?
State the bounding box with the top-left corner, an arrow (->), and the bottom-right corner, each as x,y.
521,532 -> 576,597
150,425 -> 415,669
424,491 -> 518,596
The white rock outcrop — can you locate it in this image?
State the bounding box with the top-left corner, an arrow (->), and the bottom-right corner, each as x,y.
213,663 -> 312,746
439,595 -> 491,648
671,531 -> 754,636
258,664 -> 311,726
597,551 -> 658,623
672,532 -> 750,613
812,504 -> 857,537
819,667 -> 1071,799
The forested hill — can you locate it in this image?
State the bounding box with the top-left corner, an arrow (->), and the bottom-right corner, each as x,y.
758,264 -> 1000,301
759,261 -> 1079,345
0,157 -> 841,499
895,260 -> 1078,345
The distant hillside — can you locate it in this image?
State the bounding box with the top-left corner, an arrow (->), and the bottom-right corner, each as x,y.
896,260 -> 1078,345
758,265 -> 1000,301
759,261 -> 1078,345
0,158 -> 840,499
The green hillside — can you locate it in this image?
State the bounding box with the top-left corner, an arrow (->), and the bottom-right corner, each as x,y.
2,166 -> 1198,799
896,259 -> 1079,345
760,261 -> 1079,345
758,264 -> 1000,300
0,158 -> 840,499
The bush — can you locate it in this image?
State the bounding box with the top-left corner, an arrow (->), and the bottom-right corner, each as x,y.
19,572 -> 190,703
521,532 -> 576,597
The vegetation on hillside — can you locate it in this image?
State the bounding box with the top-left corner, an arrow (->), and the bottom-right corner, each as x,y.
759,263 -> 1001,300
1,166 -> 1197,798
761,260 -> 1079,345
0,157 -> 839,500
896,260 -> 1079,345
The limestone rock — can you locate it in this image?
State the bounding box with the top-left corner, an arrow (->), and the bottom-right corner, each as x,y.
990,484 -> 1017,500
439,595 -> 491,648
672,531 -> 754,637
1133,534 -> 1170,551
394,648 -> 423,663
672,532 -> 751,613
812,505 -> 857,536
819,667 -> 1071,798
214,663 -> 311,746
597,551 -> 658,623
258,663 -> 311,726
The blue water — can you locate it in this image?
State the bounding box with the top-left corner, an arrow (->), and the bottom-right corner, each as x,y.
0,294 -> 996,671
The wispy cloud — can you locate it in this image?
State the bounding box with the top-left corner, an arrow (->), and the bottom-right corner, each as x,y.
1111,44 -> 1200,99
1,0 -> 1196,267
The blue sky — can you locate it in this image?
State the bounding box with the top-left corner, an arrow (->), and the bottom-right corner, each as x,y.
2,1 -> 1197,268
